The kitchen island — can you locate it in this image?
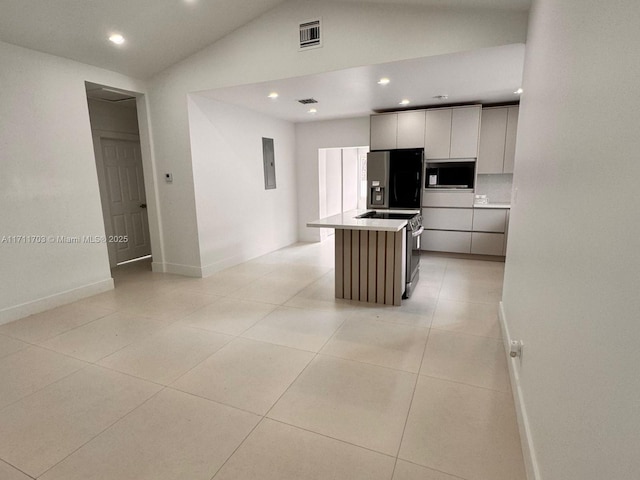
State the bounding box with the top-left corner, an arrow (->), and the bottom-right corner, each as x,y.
308,209 -> 417,306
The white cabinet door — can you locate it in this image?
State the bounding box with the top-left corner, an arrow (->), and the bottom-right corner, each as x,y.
478,108 -> 508,174
472,209 -> 507,233
422,230 -> 472,253
424,109 -> 452,159
370,114 -> 397,150
503,106 -> 519,174
397,111 -> 426,149
423,207 -> 473,231
450,106 -> 481,158
471,233 -> 505,256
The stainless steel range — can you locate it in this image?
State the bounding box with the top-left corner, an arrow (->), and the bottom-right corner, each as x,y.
356,211 -> 423,298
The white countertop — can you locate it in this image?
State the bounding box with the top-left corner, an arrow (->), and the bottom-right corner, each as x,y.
307,209 -> 419,232
473,203 -> 511,209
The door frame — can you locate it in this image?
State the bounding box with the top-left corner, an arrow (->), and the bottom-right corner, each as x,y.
85,87 -> 164,275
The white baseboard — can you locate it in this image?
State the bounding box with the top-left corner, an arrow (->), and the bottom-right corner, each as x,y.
158,262 -> 203,278
151,261 -> 166,273
200,253 -> 252,278
0,278 -> 114,326
154,238 -> 304,279
499,301 -> 542,480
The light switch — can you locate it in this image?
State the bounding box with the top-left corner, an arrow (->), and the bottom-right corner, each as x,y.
165,173 -> 173,183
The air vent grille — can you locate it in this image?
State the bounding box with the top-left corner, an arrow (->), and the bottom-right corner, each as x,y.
299,19 -> 321,50
297,98 -> 318,105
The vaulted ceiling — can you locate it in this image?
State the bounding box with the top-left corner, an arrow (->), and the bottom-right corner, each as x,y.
0,0 -> 530,78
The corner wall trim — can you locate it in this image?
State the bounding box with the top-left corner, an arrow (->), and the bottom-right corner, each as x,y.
499,301 -> 542,480
0,278 -> 114,326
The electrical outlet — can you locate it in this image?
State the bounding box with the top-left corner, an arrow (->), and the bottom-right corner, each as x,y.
510,340 -> 524,358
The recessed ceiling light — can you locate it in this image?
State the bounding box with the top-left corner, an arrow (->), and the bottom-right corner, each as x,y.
268,92 -> 279,99
514,88 -> 523,95
377,78 -> 390,85
399,99 -> 410,105
308,108 -> 317,114
108,34 -> 125,45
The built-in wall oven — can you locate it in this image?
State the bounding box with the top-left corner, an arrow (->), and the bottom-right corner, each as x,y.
425,160 -> 475,190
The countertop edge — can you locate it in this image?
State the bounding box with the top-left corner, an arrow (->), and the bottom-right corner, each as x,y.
307,209 -> 416,232
306,222 -> 406,232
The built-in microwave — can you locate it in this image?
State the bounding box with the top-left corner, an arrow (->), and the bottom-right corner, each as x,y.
425,160 -> 475,190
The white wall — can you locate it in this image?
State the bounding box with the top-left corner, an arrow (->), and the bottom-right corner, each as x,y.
187,96 -> 298,275
501,0 -> 640,478
0,41 -> 148,324
342,148 -> 359,212
87,99 -> 139,135
323,149 -> 343,218
296,116 -> 371,241
148,0 -> 528,261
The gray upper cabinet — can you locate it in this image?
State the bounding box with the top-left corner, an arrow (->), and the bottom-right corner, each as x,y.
503,106 -> 519,174
424,109 -> 452,159
397,111 -> 426,149
478,106 -> 519,174
371,111 -> 425,150
370,113 -> 398,150
450,106 -> 481,158
371,105 -> 481,157
424,106 -> 480,159
478,108 -> 508,174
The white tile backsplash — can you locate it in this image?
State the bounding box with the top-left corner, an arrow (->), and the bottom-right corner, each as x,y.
475,174 -> 513,203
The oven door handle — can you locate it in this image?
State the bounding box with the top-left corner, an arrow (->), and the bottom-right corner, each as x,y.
411,226 -> 424,237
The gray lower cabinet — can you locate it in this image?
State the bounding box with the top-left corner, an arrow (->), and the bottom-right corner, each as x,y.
472,209 -> 506,233
423,207 -> 473,231
422,206 -> 509,255
422,230 -> 472,254
471,232 -> 505,255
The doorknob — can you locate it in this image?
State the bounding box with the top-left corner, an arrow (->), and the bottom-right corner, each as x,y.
140,203 -> 147,209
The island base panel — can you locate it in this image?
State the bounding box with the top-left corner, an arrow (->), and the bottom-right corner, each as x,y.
334,228 -> 404,306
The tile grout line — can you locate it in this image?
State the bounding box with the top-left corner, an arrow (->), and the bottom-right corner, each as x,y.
429,325 -> 504,340
205,288 -> 344,480
0,307 -> 117,344
36,386 -> 168,479
415,372 -> 513,395
0,457 -> 36,480
268,417 -> 398,459
390,323 -> 433,479
206,415 -> 266,480
0,360 -> 91,416
396,457 -> 472,480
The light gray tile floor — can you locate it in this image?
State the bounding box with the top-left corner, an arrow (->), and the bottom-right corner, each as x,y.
0,242 -> 525,480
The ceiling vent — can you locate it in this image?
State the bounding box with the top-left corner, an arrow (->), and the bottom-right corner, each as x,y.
299,19 -> 322,50
297,98 -> 318,105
